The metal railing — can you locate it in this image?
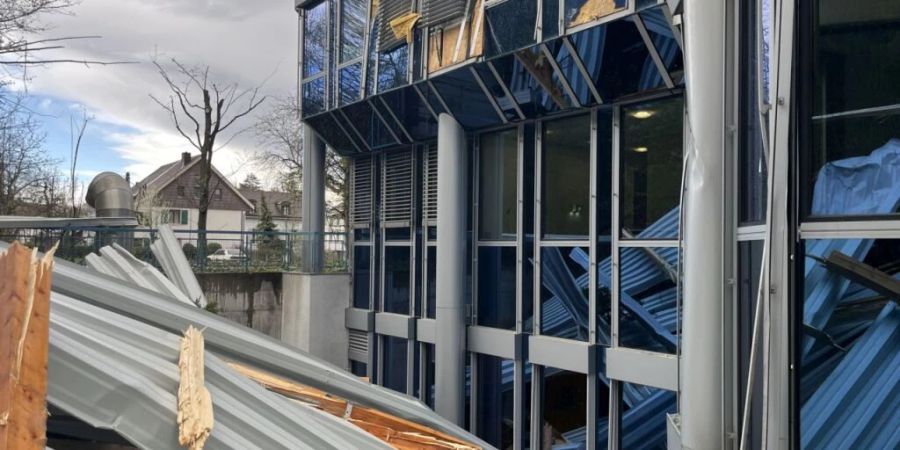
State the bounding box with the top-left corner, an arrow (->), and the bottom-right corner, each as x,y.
0,226 -> 348,274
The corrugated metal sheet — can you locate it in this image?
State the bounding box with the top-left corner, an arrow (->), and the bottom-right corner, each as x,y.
85,243 -> 195,306
0,216 -> 138,228
49,292 -> 388,449
38,251 -> 491,449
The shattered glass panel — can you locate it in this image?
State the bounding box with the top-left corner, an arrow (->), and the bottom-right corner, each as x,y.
484,0 -> 537,57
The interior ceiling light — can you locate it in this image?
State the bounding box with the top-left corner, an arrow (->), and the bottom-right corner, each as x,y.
633,146 -> 649,153
630,110 -> 655,119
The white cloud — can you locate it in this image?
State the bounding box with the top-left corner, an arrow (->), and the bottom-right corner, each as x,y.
19,0 -> 297,184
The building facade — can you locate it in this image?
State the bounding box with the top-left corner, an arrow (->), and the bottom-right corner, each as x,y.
295,0 -> 899,449
133,152 -> 255,248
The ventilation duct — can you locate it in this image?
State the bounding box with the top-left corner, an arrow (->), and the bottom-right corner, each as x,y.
85,172 -> 134,218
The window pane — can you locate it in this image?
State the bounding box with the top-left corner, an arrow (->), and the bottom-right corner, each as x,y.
737,241 -> 764,449
381,336 -> 408,393
423,343 -> 435,408
425,246 -> 436,318
479,129 -> 519,240
477,246 -> 517,330
476,355 -> 514,449
540,247 -> 589,341
378,45 -> 409,92
353,246 -> 371,309
619,383 -> 676,449
340,0 -> 366,62
303,2 -> 328,78
594,370 -> 610,449
339,63 -> 362,106
620,96 -> 683,239
484,0 -> 537,57
542,115 -> 591,239
384,246 -> 411,314
542,369 -> 586,449
302,77 -> 326,116
739,0 -> 768,225
802,1 -> 900,218
618,246 -> 681,353
800,238 -> 899,449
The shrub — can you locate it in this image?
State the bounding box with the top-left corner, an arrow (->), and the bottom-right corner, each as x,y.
206,242 -> 222,255
182,243 -> 197,260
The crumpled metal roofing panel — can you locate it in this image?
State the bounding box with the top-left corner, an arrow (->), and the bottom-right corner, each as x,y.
49,292 -> 391,450
39,252 -> 491,449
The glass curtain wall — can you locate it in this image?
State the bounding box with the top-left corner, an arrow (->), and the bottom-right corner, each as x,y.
796,1 -> 900,448
301,1 -> 330,115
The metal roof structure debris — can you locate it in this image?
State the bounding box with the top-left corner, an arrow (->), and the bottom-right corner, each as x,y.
0,216 -> 138,229
151,224 -> 208,308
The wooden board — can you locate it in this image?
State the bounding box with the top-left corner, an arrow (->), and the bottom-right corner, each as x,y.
0,242 -> 56,450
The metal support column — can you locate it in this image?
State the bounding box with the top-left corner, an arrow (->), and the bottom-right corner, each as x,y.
302,123 -> 326,273
434,113 -> 467,425
680,0 -> 728,448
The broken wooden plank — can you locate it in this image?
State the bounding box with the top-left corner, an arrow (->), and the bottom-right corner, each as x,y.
177,326 -> 214,450
228,362 -> 480,450
0,242 -> 56,450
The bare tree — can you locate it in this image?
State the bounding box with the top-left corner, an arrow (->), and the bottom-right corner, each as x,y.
253,95 -> 349,231
68,106 -> 91,217
133,186 -> 171,227
0,101 -> 58,215
151,58 -> 266,258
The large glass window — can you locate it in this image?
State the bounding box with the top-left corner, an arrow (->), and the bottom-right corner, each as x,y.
339,0 -> 366,63
739,0 -> 769,225
479,129 -> 519,241
477,247 -> 517,330
618,383 -> 676,449
425,246 -> 436,318
422,343 -> 435,408
799,238 -> 899,448
540,246 -> 590,341
381,336 -> 408,393
801,1 -> 900,219
353,246 -> 371,309
475,355 -> 515,449
542,115 -> 591,239
303,1 -> 328,78
541,369 -> 587,449
378,44 -> 409,92
620,96 -> 684,239
383,246 -> 411,314
618,246 -> 680,353
738,240 -> 764,449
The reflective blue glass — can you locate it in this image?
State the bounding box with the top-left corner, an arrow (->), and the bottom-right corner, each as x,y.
339,63 -> 362,106
350,360 -> 367,377
381,86 -> 439,141
344,101 -> 397,149
340,0 -> 366,62
542,0 -> 560,40
302,77 -> 326,116
546,40 -> 594,106
617,246 -> 680,353
640,7 -> 684,83
477,247 -> 517,330
479,128 -> 518,241
305,112 -> 358,154
431,69 -> 504,129
472,64 -> 520,121
353,245 -> 371,309
593,368 -> 610,449
423,343 -> 435,408
303,2 -> 328,78
615,383 -> 676,449
425,246 -> 436,318
378,44 -> 409,92
383,246 -> 411,314
800,238 -> 899,449
381,336 -> 408,393
475,355 -> 514,449
540,247 -> 589,341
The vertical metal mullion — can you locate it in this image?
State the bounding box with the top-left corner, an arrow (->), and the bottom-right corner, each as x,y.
530,364 -> 543,450
409,149 -> 417,316
298,10 -> 306,115
533,121 -> 543,335
469,352 -> 478,434
516,124 -> 525,333
513,359 -> 525,450
609,106 -> 622,450
407,338 -> 416,396
589,108 -> 598,344
472,134 -> 481,326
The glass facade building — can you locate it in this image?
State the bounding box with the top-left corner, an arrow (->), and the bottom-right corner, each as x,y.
296,0 -> 899,448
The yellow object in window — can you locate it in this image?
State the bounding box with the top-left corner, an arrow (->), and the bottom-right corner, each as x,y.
389,12 -> 420,45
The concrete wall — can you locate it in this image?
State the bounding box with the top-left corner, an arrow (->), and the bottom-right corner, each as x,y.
197,272 -> 283,338
196,271 -> 350,368
281,273 -> 350,368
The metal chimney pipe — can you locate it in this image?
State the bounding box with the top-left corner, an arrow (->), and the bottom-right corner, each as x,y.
85,172 -> 134,218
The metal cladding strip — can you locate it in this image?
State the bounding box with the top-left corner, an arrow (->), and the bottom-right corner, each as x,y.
110,244 -> 195,305
0,216 -> 138,229
153,225 -> 207,307
42,256 -> 493,449
48,293 -> 391,450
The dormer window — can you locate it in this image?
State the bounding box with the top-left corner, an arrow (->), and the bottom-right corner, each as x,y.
281,203 -> 291,216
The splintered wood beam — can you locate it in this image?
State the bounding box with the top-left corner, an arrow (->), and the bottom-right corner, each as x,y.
227,362 -> 480,450
824,250 -> 900,298
0,242 -> 56,450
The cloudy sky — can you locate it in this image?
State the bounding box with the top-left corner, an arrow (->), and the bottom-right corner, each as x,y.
15,0 -> 297,187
